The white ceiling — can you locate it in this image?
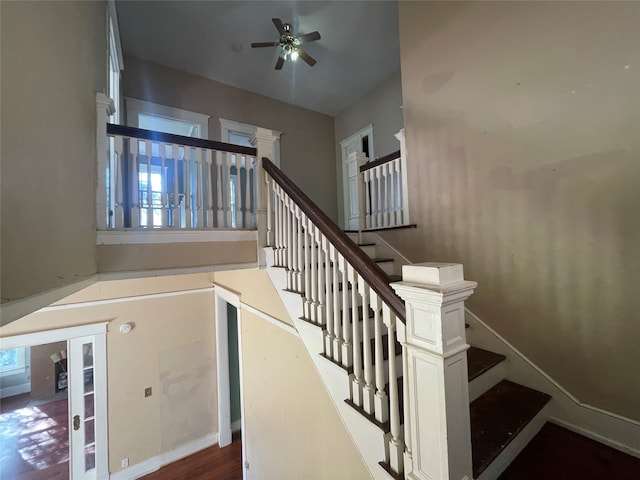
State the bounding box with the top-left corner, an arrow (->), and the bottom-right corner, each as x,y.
115,1 -> 400,116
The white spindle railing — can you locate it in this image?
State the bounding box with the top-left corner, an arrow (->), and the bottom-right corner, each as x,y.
358,128 -> 410,230
265,164 -> 406,476
104,124 -> 256,230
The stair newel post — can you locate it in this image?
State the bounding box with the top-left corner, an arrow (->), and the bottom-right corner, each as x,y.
130,139 -> 140,228
360,281 -> 375,415
322,236 -> 334,357
391,263 -> 476,480
249,128 -> 277,266
339,256 -> 353,368
113,135 -> 124,229
372,291 -> 389,423
394,128 -> 410,225
316,228 -> 326,325
350,268 -> 364,406
383,304 -> 404,475
330,245 -> 342,363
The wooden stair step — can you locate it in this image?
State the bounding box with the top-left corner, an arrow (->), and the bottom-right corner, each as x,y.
470,380 -> 551,479
373,257 -> 394,264
387,274 -> 402,283
344,224 -> 418,233
467,346 -> 506,382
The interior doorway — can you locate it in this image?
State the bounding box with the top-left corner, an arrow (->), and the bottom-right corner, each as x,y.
0,324 -> 108,479
340,125 -> 374,229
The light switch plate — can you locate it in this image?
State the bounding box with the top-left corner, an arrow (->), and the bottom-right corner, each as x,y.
144,387 -> 152,397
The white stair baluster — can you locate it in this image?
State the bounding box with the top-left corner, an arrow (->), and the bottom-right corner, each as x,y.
322,236 -> 334,357
235,155 -> 243,229
205,149 -> 214,228
195,148 -> 203,228
361,282 -> 375,415
225,153 -> 233,228
316,229 -> 325,326
391,159 -> 400,226
309,224 -> 318,322
340,256 -> 352,368
376,166 -> 383,228
159,143 -> 168,227
364,169 -> 372,229
130,139 -> 140,228
184,147 -> 192,228
285,196 -> 293,290
145,140 -> 153,227
216,151 -> 224,227
382,163 -> 390,227
383,304 -> 404,475
350,268 -> 364,406
266,176 -> 273,246
330,246 -> 342,363
372,291 -> 388,423
244,156 -> 251,228
171,145 -> 180,229
295,206 -> 303,293
303,215 -> 312,319
113,136 -> 124,228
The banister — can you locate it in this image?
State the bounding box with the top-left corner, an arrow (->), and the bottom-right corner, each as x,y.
360,149 -> 401,173
263,157 -> 405,321
107,123 -> 257,156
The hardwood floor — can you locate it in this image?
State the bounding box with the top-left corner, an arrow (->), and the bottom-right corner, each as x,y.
499,422 -> 640,480
0,395 -> 69,480
140,433 -> 242,480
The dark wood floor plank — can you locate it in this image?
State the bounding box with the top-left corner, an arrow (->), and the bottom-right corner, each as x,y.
499,422 -> 640,480
140,434 -> 242,480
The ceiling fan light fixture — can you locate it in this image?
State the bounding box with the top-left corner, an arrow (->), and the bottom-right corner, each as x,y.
290,48 -> 299,61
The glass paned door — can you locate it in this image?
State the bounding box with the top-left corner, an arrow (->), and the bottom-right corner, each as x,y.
68,336 -> 98,479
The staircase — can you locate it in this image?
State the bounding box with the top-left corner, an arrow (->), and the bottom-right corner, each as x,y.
262,158 -> 552,480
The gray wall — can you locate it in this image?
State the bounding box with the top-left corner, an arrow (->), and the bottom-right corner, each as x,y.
393,1 -> 640,420
334,71 -> 404,226
1,1 -> 106,305
122,55 -> 338,221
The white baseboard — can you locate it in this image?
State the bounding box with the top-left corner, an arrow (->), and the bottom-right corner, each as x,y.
109,432 -> 219,480
465,309 -> 640,458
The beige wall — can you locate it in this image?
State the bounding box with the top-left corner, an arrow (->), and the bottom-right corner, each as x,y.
97,241 -> 256,273
122,55 -> 338,221
1,1 -> 106,304
334,71 -> 404,227
0,274 -> 217,474
393,1 -> 640,419
240,311 -> 371,479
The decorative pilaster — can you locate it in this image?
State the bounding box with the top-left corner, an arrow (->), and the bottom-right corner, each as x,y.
394,128 -> 410,225
96,93 -> 115,230
250,127 -> 278,267
391,263 -> 476,480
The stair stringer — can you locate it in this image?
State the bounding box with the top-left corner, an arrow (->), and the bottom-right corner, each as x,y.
264,255 -> 394,480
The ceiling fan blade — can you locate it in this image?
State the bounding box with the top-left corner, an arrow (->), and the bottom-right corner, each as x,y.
297,48 -> 317,67
275,55 -> 285,70
296,31 -> 321,44
272,18 -> 286,35
251,42 -> 279,48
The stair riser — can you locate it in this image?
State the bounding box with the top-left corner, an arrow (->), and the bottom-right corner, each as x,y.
469,362 -> 507,402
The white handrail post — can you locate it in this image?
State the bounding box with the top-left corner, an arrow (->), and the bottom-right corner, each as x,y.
391,263 -> 476,480
250,127 -> 278,267
394,128 -> 410,225
96,93 -> 115,231
347,151 -> 368,243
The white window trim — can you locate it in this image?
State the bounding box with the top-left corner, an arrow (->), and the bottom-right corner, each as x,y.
107,0 -> 124,71
220,118 -> 281,167
126,98 -> 210,140
0,346 -> 27,377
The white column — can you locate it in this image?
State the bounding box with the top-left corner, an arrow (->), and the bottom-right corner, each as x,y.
395,128 -> 410,225
391,263 -> 476,480
250,128 -> 278,267
96,93 -> 115,230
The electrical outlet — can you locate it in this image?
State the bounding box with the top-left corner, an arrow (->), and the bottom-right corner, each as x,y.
121,458 -> 129,468
144,387 -> 152,397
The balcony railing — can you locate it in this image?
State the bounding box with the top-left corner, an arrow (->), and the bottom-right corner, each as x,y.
102,124 -> 257,231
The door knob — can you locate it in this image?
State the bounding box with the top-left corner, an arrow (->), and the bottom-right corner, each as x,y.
73,415 -> 80,431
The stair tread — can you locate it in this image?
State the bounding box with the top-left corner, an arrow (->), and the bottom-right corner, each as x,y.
373,257 -> 394,263
467,346 -> 506,381
470,380 -> 551,479
357,243 -> 376,247
387,274 -> 402,283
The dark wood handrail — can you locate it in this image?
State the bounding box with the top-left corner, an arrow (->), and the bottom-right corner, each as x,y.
263,157 -> 405,321
107,123 -> 257,156
360,149 -> 401,173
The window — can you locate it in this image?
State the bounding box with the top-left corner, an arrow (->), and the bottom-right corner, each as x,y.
0,347 -> 27,377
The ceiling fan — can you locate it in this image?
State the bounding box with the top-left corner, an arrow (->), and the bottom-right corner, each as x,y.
251,18 -> 321,70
